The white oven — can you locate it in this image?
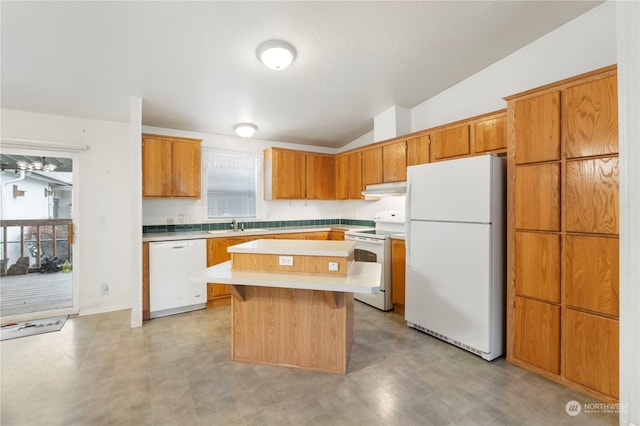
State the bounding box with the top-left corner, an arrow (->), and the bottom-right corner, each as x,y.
344,213 -> 404,311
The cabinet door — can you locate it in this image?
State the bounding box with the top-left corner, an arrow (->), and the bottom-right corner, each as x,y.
565,157 -> 619,235
514,92 -> 560,164
565,75 -> 618,158
362,147 -> 382,185
347,151 -> 363,199
432,125 -> 470,160
474,115 -> 506,153
208,237 -> 249,297
306,153 -> 335,200
335,154 -> 348,200
391,239 -> 406,314
564,235 -> 619,316
142,136 -> 173,197
382,141 -> 407,183
514,163 -> 561,231
514,296 -> 560,374
564,308 -> 619,398
515,232 -> 560,303
329,229 -> 346,241
272,149 -> 306,199
305,231 -> 329,240
172,140 -> 201,197
407,135 -> 429,166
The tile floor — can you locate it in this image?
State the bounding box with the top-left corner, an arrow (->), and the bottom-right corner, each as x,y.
0,303 -> 619,426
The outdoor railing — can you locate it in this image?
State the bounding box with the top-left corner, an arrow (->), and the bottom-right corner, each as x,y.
0,219 -> 73,274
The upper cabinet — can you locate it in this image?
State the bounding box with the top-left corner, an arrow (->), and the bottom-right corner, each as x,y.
264,148 -> 335,200
406,135 -> 429,166
382,141 -> 407,182
431,125 -> 470,161
142,134 -> 202,198
362,146 -> 383,186
264,148 -> 306,199
474,114 -> 507,154
335,153 -> 348,200
306,152 -> 335,199
346,151 -> 363,199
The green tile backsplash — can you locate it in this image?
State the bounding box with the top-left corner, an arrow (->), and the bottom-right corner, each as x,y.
142,218 -> 374,234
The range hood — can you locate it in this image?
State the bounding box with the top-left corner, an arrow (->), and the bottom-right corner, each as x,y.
361,182 -> 407,198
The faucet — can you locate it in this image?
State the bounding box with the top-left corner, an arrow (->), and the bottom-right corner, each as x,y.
231,219 -> 238,231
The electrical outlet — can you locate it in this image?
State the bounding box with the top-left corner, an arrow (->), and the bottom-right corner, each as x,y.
101,284 -> 109,296
279,256 -> 294,266
328,262 -> 339,272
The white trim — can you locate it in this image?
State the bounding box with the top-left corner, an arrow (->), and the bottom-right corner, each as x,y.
79,305 -> 131,317
617,1 -> 640,425
1,138 -> 89,152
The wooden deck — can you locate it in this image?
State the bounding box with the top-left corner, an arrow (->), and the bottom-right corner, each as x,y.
0,271 -> 72,318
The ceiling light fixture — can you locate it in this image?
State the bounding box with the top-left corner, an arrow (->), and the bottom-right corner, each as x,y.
256,40 -> 296,71
234,123 -> 258,138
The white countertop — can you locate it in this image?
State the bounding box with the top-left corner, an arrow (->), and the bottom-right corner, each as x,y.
198,261 -> 381,294
143,225 -> 375,242
228,239 -> 355,257
391,233 -> 405,240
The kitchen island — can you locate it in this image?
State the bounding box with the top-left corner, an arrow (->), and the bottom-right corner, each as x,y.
201,239 -> 381,374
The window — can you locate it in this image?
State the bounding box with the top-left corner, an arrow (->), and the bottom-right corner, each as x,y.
204,147 -> 258,219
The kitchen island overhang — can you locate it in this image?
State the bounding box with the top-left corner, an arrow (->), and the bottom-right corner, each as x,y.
200,239 -> 381,375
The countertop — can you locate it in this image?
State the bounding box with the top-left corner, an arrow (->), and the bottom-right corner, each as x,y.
390,233 -> 405,240
143,225 -> 375,242
228,239 -> 355,257
198,260 -> 381,294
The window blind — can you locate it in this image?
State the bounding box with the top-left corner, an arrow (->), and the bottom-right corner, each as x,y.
204,147 -> 258,219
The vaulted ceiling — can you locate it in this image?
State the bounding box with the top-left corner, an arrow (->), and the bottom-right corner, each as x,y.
1,1 -> 602,148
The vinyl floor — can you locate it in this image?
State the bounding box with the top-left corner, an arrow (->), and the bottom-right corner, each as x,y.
0,303 -> 619,426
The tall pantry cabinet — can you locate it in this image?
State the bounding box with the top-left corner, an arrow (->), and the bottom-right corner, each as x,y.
505,65 -> 619,402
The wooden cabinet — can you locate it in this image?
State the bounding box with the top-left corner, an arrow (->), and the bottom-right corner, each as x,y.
513,297 -> 561,374
513,92 -> 560,164
564,75 -> 618,158
264,148 -> 306,199
382,141 -> 407,182
207,237 -> 251,307
506,65 -> 619,402
264,148 -> 335,200
431,125 -> 470,161
142,134 -> 201,198
474,115 -> 506,153
407,135 -> 429,166
329,228 -> 346,241
347,151 -> 363,199
362,147 -> 382,186
306,153 -> 335,200
391,238 -> 405,315
335,153 -> 348,200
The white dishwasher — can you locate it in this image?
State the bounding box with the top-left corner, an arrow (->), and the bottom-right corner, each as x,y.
149,239 -> 207,319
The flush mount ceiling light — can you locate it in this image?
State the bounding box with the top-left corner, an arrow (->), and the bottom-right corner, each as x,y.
234,123 -> 258,138
256,40 -> 296,71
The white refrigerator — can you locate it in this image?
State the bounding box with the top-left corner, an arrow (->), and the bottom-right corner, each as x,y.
405,154 -> 505,361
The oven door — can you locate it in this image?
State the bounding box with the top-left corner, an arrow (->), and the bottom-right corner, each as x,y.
344,235 -> 392,311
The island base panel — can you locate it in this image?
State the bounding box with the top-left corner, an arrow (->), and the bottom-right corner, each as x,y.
231,286 -> 354,375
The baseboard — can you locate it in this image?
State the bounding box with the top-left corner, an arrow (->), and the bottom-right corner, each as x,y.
79,304 -> 131,316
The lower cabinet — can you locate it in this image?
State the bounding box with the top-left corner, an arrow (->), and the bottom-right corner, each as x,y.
207,237 -> 251,307
391,238 -> 405,315
513,296 -> 560,374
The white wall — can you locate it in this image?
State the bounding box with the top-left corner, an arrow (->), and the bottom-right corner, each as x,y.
0,174 -> 51,220
410,2 -> 617,132
1,109 -> 133,316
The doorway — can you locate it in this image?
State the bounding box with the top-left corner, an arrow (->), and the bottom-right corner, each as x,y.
0,149 -> 79,321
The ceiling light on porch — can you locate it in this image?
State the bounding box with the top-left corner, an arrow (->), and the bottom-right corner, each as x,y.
234,123 -> 258,138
